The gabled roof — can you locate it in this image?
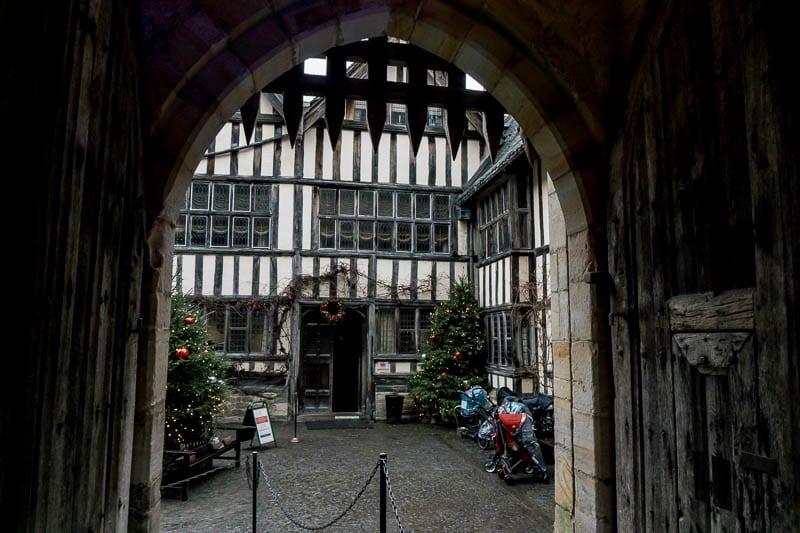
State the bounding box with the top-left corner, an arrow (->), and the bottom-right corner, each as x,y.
457,116 -> 526,204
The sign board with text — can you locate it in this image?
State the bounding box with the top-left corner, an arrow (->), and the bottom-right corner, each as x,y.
242,400 -> 276,448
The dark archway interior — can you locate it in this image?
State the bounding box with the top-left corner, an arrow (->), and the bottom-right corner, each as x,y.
4,2 -> 798,531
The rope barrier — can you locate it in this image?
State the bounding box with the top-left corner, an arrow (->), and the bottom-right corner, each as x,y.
245,453 -> 397,531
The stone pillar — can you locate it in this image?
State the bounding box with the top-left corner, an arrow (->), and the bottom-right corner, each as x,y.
550,177 -> 615,532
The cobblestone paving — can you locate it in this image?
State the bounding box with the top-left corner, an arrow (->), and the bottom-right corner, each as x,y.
160,420 -> 555,533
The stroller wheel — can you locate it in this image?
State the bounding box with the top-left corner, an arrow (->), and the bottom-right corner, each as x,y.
503,473 -> 515,485
483,455 -> 498,473
477,437 -> 492,450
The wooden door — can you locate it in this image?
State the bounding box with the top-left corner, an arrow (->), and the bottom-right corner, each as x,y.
300,311 -> 363,414
669,289 -> 769,532
300,323 -> 332,413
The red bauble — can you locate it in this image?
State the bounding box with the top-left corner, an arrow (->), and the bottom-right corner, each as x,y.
184,316 -> 195,324
455,351 -> 462,360
175,347 -> 190,359
465,306 -> 471,312
430,334 -> 436,340
441,372 -> 447,377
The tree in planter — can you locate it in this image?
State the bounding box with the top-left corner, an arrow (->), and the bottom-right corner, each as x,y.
408,278 -> 488,424
164,286 -> 229,450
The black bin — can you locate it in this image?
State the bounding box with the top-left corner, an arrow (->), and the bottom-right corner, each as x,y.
385,394 -> 404,424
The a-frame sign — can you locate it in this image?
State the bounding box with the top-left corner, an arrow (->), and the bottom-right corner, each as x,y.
242,400 -> 277,449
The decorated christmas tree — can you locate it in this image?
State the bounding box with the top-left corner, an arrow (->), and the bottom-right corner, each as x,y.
408,278 -> 488,423
164,286 -> 229,450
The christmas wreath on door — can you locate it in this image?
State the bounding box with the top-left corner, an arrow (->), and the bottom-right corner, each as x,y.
320,298 -> 346,323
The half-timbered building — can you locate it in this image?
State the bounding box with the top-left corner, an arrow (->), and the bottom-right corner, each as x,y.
171,42 -> 553,420
458,118 -> 553,396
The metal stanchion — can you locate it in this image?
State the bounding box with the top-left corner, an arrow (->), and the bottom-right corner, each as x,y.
380,452 -> 387,533
251,451 -> 258,533
291,391 -> 299,443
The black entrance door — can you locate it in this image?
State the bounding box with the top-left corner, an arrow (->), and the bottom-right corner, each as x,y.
300,308 -> 362,414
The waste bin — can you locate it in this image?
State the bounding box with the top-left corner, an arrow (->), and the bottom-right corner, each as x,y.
385,394 -> 404,424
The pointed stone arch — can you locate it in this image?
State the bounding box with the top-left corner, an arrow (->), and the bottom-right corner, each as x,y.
139,2 -> 614,530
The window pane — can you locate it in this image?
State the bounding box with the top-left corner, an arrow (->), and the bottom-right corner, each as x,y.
396,222 -> 412,251
426,106 -> 443,128
390,103 -> 406,126
339,220 -> 355,249
434,224 -> 449,253
399,309 -> 415,353
190,215 -> 208,246
205,309 -> 225,351
211,216 -> 229,247
358,190 -> 374,216
253,217 -> 270,248
419,309 -> 432,347
433,195 -> 449,220
232,217 -> 249,247
415,224 -> 430,253
518,212 -> 529,248
175,214 -> 187,246
358,221 -> 374,250
504,312 -> 512,365
486,225 -> 495,256
320,219 -> 336,249
213,184 -> 230,211
253,185 -> 270,213
320,189 -> 336,215
377,222 -> 393,251
249,309 -> 265,353
378,191 -> 393,217
353,99 -> 367,122
377,309 -> 395,353
227,308 -> 247,352
339,190 -> 355,216
191,183 -> 210,210
517,175 -> 529,208
397,193 -> 411,217
415,194 -> 430,219
234,184 -> 251,211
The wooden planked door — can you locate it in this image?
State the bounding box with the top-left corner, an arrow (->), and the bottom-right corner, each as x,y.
669,289 -> 769,532
300,322 -> 333,413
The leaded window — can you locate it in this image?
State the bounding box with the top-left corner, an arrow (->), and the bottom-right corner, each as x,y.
486,311 -> 512,366
316,187 -> 451,254
176,181 -> 273,250
198,303 -> 274,357
478,184 -> 511,260
377,307 -> 434,355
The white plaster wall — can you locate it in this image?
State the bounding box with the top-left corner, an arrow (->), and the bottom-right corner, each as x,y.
238,256 -> 254,296
277,184 -> 294,250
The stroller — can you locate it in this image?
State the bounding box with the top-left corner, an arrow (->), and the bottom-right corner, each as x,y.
454,385 -> 495,450
483,390 -> 549,484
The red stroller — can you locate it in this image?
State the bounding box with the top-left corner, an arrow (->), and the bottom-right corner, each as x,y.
483,410 -> 549,484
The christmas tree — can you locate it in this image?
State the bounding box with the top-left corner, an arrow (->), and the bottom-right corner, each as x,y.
408,278 -> 488,423
164,286 -> 229,450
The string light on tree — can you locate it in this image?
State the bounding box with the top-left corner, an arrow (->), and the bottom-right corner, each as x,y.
164,283 -> 229,450
408,277 -> 487,424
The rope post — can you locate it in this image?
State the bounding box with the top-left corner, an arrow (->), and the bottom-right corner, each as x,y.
251,451 -> 258,533
380,452 -> 387,533
291,390 -> 299,443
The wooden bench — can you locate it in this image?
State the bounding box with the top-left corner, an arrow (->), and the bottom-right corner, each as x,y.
161,438 -> 242,501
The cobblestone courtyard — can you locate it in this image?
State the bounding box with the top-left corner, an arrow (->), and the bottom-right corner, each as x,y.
160,420 -> 555,532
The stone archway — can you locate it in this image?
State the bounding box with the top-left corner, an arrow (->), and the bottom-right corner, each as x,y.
138,3 -> 615,531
